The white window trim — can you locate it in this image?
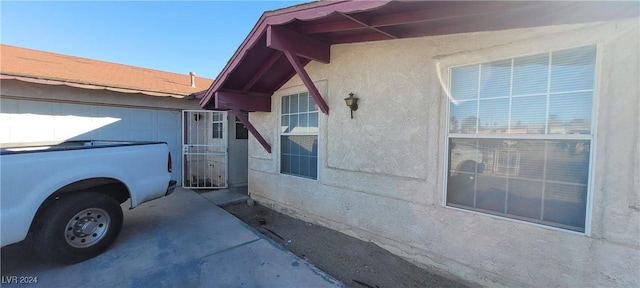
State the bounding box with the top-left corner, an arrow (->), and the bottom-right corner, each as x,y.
278,91 -> 320,181
441,45 -> 600,235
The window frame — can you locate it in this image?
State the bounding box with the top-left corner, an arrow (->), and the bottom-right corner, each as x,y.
211,112 -> 224,139
278,91 -> 320,180
235,112 -> 249,140
442,45 -> 599,235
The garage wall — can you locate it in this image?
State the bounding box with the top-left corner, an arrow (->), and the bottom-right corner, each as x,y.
0,80 -> 201,184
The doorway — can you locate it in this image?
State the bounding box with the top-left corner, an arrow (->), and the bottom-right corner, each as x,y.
182,110 -> 228,189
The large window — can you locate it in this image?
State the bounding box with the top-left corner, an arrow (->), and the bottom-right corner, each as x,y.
280,92 -> 319,179
446,46 -> 596,232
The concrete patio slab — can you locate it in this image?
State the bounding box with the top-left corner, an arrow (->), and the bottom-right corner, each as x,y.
0,187 -> 342,288
197,186 -> 249,207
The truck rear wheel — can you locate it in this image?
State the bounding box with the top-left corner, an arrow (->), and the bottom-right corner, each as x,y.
33,192 -> 123,264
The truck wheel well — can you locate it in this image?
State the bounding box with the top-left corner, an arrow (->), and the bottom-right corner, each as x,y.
29,178 -> 130,233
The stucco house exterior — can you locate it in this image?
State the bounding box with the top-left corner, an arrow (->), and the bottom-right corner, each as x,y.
0,44 -> 248,188
199,1 -> 640,287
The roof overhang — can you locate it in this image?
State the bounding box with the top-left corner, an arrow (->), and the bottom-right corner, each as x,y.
200,0 -> 639,110
1,74 -> 198,99
200,0 -> 639,153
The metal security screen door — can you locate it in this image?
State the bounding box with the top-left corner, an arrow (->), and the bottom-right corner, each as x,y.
182,110 -> 228,189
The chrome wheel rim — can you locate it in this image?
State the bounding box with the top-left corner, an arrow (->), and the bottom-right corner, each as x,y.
65,208 -> 110,248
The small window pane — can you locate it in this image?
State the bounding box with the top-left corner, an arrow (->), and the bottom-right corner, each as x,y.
309,95 -> 317,111
507,179 -> 543,219
548,92 -> 592,135
449,138 -> 480,174
479,60 -> 511,99
543,183 -> 587,231
290,94 -> 299,113
447,175 -> 475,208
476,175 -> 507,213
290,136 -> 300,155
288,115 -> 298,133
545,140 -> 590,184
235,123 -> 248,139
281,136 -> 290,154
447,139 -> 480,207
510,96 -> 546,134
450,100 -> 478,134
308,112 -> 319,132
297,114 -> 308,133
300,156 -> 310,177
299,93 -> 309,113
550,46 -> 596,93
290,155 -> 300,175
514,141 -> 545,180
282,96 -> 290,114
451,65 -> 479,101
281,115 -> 289,133
478,98 -> 509,134
281,154 -> 290,172
310,157 -> 318,179
212,123 -> 223,139
302,136 -> 317,156
513,54 -> 549,96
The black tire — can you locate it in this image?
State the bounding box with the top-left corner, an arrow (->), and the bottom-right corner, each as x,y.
33,192 -> 123,264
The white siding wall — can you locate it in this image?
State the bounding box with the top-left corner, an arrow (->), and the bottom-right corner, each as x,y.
0,81 -> 201,184
246,19 -> 640,287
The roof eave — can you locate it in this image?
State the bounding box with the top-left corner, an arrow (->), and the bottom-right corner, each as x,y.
1,74 -> 190,99
199,0 -> 393,109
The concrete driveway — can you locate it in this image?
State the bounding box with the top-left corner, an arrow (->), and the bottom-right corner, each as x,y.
1,187 -> 342,287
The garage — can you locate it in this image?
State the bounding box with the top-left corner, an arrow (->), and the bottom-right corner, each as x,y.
0,44 -> 220,186
0,98 -> 183,182
1,44 -> 250,188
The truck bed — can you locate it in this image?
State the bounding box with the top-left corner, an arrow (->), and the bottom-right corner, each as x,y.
0,140 -> 166,155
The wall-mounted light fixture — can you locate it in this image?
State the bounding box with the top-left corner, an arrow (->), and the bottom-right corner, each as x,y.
343,93 -> 359,119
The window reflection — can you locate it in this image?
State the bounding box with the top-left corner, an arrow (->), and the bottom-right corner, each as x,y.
449,46 -> 594,136
447,46 -> 595,232
510,96 -> 546,134
447,138 -> 590,231
548,92 -> 592,134
513,54 -> 549,95
450,101 -> 478,134
451,65 -> 479,101
478,98 -> 509,134
480,60 -> 511,99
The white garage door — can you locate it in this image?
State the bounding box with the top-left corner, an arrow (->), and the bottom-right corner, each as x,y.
0,98 -> 183,184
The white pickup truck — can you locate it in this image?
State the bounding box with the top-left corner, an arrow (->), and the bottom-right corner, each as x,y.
0,140 -> 176,264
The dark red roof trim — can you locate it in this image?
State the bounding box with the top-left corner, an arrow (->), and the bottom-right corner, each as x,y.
200,0 -> 639,153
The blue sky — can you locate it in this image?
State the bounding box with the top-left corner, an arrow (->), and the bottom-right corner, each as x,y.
1,1 -> 307,80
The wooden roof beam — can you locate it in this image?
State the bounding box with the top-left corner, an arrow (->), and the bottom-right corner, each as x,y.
267,25 -> 330,64
283,50 -> 329,115
232,109 -> 271,153
215,91 -> 271,112
339,12 -> 398,39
